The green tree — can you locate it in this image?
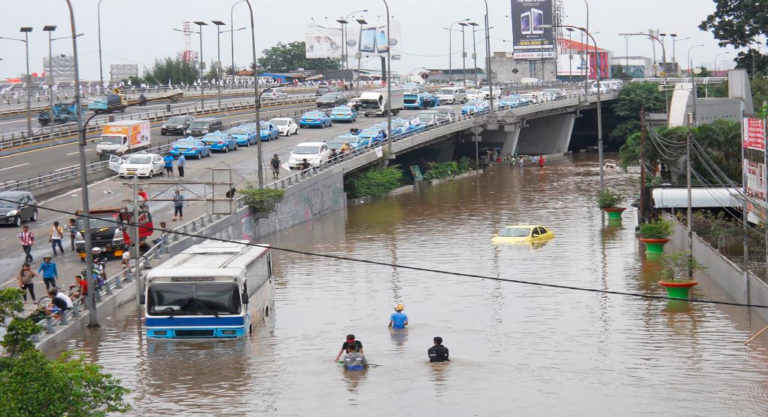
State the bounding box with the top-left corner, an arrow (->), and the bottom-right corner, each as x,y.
609,82 -> 665,147
146,57 -> 200,85
699,1 -> 768,48
256,41 -> 340,73
0,288 -> 129,416
734,49 -> 768,78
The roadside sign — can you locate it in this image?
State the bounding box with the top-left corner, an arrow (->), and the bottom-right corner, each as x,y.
743,117 -> 765,151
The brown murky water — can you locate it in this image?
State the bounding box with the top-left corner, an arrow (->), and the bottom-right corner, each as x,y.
50,154 -> 768,416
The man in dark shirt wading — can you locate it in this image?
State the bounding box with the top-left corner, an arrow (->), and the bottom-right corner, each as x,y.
428,336 -> 449,362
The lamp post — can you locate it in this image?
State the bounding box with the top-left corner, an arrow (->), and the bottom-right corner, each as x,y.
64,0 -> 99,327
687,43 -> 704,76
623,34 -> 630,70
459,21 -> 468,86
583,0 -> 590,98
543,24 -> 601,191
383,0 -> 392,156
212,20 -> 226,109
243,1 -> 263,187
97,0 -> 104,93
671,35 -> 688,67
340,9 -> 368,80
446,19 -> 470,84
193,21 -> 207,109
713,51 -> 730,73
484,0 -> 494,113
619,32 -> 668,114
566,27 -> 575,82
336,18 -> 348,72
355,17 -> 367,88
43,26 -> 57,116
0,28 -> 34,137
230,0 -> 246,79
469,22 -> 479,87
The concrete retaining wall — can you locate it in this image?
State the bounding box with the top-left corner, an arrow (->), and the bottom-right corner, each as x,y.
669,218 -> 768,323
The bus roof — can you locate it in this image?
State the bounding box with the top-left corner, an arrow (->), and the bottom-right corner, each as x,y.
147,240 -> 270,280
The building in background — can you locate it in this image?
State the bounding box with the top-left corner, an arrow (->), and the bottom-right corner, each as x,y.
110,64 -> 139,82
42,55 -> 75,83
556,38 -> 610,81
609,56 -> 652,78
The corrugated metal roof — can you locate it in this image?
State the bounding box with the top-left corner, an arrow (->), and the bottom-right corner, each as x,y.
652,188 -> 742,208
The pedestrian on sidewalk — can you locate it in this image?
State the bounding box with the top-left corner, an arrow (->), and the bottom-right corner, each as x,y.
18,224 -> 34,262
68,218 -> 77,251
177,154 -> 186,178
37,255 -> 58,290
270,154 -> 281,179
17,263 -> 37,303
163,154 -> 175,177
49,221 -> 65,255
172,190 -> 184,221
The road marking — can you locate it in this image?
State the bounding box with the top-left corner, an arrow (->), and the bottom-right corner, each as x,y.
66,149 -> 92,156
0,162 -> 29,171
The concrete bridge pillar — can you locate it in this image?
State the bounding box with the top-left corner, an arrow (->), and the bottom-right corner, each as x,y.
499,126 -> 521,158
516,113 -> 576,155
429,138 -> 456,162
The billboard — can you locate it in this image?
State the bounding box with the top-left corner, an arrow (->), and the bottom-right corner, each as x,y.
556,53 -> 588,76
743,117 -> 766,151
305,25 -> 343,59
511,0 -> 555,59
356,22 -> 401,54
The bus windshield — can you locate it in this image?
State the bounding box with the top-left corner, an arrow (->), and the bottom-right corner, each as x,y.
147,282 -> 241,316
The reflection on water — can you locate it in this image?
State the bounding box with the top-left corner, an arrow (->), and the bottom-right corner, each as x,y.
49,154 -> 768,416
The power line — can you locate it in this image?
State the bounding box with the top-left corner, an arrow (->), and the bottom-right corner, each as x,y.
4,196 -> 768,311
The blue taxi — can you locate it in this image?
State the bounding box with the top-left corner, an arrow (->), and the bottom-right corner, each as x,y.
169,137 -> 211,159
259,121 -> 280,141
330,106 -> 357,122
299,110 -> 332,128
227,125 -> 257,147
201,131 -> 238,152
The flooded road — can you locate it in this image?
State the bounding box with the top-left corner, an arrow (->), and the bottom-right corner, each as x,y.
50,154 -> 768,416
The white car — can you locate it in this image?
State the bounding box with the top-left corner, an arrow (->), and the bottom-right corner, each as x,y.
269,117 -> 299,136
115,153 -> 164,178
481,86 -> 502,99
465,88 -> 484,101
436,87 -> 467,104
288,142 -> 330,170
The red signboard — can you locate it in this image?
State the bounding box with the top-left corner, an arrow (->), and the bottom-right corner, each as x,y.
744,159 -> 766,201
742,117 -> 766,151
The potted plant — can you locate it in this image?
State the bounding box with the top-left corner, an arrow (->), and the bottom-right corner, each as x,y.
657,251 -> 703,299
638,217 -> 673,254
597,189 -> 625,220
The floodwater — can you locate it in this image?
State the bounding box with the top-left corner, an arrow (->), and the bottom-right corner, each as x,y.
50,154 -> 768,416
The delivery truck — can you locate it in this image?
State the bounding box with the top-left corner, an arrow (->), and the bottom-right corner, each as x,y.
359,88 -> 404,117
89,93 -> 128,113
96,120 -> 151,159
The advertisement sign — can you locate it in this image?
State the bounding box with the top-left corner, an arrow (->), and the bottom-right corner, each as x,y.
744,160 -> 766,201
743,117 -> 766,151
355,22 -> 401,55
305,25 -> 343,59
556,53 -> 588,76
511,0 -> 555,59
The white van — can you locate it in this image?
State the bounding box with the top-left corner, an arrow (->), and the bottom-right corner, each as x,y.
436,87 -> 467,104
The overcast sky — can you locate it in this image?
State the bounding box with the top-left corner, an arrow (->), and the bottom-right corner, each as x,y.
0,0 -> 742,81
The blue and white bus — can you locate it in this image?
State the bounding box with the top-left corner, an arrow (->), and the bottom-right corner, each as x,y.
143,240 -> 274,339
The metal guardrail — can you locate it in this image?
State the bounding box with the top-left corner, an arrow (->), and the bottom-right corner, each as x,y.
0,93 -> 317,150
32,237 -> 169,344
0,105 -> 318,193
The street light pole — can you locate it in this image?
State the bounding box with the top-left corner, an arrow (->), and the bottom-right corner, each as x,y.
336,18 -> 348,72
230,0 -> 246,79
193,21 -> 207,110
244,1 -> 263,188
446,19 -> 469,85
342,9 -> 367,80
21,27 -> 33,137
212,20 -> 226,109
469,22 -> 479,87
65,0 -> 99,327
384,0 -> 392,155
623,35 -> 629,70
44,25 -> 57,117
713,51 -> 730,73
687,43 -> 704,76
356,17 -> 367,89
97,0 -> 104,93
544,24 -> 600,190
484,0 -> 494,113
619,32 -> 669,114
459,22 -> 468,86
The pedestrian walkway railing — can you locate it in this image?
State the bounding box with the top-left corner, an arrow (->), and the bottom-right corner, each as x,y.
0,93 -> 317,151
31,238 -> 169,345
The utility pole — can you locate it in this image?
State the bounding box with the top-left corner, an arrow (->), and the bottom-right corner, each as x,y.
213,20 -> 226,109
639,109 -> 647,224
131,176 -> 141,315
193,21 -> 207,110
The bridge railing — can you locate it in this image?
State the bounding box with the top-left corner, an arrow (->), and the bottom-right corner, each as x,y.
0,94 -> 317,151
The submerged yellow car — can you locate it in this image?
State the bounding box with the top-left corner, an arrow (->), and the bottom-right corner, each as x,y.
491,225 -> 555,244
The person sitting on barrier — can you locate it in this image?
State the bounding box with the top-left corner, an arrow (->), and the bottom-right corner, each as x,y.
329,149 -> 339,160
69,274 -> 88,303
339,143 -> 351,155
48,288 -> 73,319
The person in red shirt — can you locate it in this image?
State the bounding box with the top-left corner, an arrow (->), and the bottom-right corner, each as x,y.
538,155 -> 545,168
138,187 -> 148,201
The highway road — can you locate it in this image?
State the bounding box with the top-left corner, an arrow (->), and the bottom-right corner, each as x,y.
0,105 -> 452,293
0,90 -> 310,136
0,101 -> 318,183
